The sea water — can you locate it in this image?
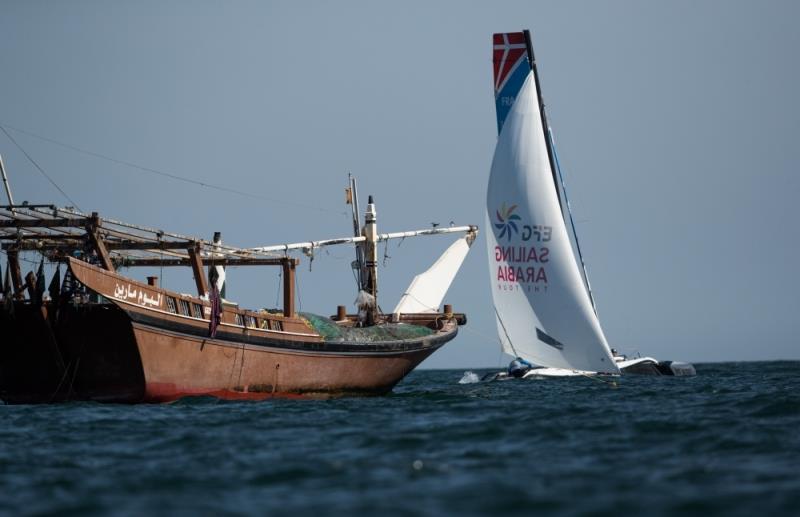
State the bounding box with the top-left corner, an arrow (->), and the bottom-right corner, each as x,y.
1,361 -> 798,516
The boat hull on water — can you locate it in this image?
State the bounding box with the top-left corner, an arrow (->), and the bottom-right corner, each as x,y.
615,357 -> 696,376
0,258 -> 460,404
517,359 -> 697,378
480,356 -> 696,381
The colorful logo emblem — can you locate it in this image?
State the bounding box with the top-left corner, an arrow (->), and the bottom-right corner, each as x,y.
494,203 -> 521,241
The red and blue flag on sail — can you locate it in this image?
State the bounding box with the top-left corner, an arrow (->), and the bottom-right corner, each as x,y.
493,32 -> 532,134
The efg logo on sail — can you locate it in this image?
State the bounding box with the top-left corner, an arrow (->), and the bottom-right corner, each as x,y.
494,202 -> 551,291
494,202 -> 521,241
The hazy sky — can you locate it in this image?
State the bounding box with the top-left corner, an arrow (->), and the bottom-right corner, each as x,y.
1,0 -> 798,367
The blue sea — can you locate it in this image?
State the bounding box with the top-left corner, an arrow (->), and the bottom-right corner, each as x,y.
1,361 -> 798,516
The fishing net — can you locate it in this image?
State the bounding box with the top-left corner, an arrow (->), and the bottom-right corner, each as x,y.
300,312 -> 434,343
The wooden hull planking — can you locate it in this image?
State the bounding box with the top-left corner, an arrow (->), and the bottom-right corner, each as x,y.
0,259 -> 457,403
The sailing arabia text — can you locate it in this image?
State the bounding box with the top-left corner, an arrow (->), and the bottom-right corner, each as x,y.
495,246 -> 549,285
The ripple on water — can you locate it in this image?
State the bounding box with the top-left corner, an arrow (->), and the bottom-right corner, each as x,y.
1,361 -> 799,516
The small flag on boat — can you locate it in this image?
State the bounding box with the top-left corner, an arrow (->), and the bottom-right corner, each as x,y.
208,232 -> 226,300
3,262 -> 10,296
34,259 -> 46,305
49,265 -> 61,302
59,267 -> 74,304
209,283 -> 222,338
4,262 -> 14,316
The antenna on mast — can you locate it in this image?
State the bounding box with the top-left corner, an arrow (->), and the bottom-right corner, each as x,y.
362,194 -> 379,325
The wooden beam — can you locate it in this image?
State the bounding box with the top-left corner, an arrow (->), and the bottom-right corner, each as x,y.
1,239 -> 197,252
0,204 -> 57,210
107,258 -> 293,267
188,243 -> 208,296
0,234 -> 82,241
106,240 -> 195,251
88,230 -> 114,271
86,213 -> 114,272
283,258 -> 295,318
0,218 -> 89,228
2,241 -> 83,252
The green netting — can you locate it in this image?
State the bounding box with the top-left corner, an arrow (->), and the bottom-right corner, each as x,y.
300,312 -> 434,343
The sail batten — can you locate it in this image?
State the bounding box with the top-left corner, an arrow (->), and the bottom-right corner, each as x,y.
487,31 -> 618,374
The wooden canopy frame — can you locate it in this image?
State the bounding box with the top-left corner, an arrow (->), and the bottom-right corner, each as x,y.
0,204 -> 298,316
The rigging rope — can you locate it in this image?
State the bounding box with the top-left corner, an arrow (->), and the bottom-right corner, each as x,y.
547,126 -> 599,316
493,305 -> 520,358
0,122 -> 346,217
0,126 -> 81,210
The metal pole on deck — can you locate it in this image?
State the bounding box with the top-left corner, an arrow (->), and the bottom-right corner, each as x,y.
363,195 -> 378,324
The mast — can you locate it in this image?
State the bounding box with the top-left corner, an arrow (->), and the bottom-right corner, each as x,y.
0,154 -> 15,214
0,155 -> 20,295
523,30 -> 563,215
363,195 -> 379,324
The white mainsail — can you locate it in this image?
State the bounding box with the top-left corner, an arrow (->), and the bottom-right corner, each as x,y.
486,43 -> 618,374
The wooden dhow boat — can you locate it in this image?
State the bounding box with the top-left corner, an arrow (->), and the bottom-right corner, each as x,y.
0,179 -> 477,403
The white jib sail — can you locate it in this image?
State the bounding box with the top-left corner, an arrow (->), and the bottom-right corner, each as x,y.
486,74 -> 618,374
393,235 -> 474,314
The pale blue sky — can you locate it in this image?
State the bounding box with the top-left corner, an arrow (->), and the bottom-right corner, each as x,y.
1,0 -> 798,367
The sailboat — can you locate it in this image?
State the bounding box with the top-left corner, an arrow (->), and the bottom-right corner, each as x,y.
485,30 -> 695,378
